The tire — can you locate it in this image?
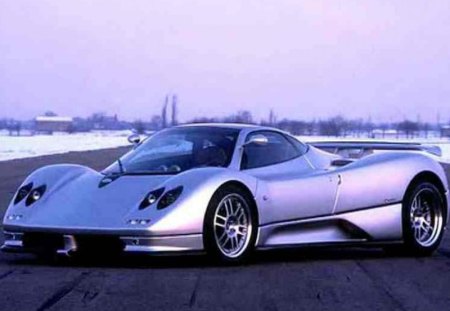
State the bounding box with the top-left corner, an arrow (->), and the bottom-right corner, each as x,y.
203,185 -> 258,264
394,181 -> 446,256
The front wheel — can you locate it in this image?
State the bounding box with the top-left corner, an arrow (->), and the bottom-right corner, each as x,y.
204,186 -> 258,264
399,182 -> 446,256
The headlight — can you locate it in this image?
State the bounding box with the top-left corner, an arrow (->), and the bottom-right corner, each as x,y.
14,182 -> 33,204
25,185 -> 47,206
157,186 -> 183,210
139,188 -> 165,210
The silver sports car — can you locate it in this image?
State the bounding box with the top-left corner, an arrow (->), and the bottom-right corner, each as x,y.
2,124 -> 449,263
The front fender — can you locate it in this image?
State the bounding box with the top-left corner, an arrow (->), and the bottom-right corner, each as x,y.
4,164 -> 97,222
140,168 -> 258,236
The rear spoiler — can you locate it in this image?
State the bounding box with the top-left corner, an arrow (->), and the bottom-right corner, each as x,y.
309,141 -> 442,157
309,141 -> 450,183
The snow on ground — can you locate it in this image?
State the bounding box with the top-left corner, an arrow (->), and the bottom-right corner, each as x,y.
0,131 -> 132,161
440,144 -> 450,161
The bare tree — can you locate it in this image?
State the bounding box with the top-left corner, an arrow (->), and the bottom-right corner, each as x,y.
7,121 -> 21,136
397,120 -> 419,139
422,122 -> 430,138
149,115 -> 162,130
191,117 -> 220,123
133,120 -> 146,134
318,116 -> 346,137
305,120 -> 316,136
277,119 -> 307,135
362,118 -> 374,138
224,110 -> 253,124
0,118 -> 7,130
161,96 -> 168,128
378,122 -> 389,138
268,109 -> 276,126
171,94 -> 178,126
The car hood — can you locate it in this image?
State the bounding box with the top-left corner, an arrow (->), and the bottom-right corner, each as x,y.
7,167 -> 172,230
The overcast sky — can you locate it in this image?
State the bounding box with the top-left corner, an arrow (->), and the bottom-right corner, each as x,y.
0,0 -> 449,122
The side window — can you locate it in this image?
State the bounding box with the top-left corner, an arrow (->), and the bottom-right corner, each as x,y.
286,135 -> 309,155
241,131 -> 301,170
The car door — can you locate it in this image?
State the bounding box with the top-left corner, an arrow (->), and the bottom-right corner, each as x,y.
241,131 -> 339,225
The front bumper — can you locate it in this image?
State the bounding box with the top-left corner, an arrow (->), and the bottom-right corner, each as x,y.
1,231 -> 204,256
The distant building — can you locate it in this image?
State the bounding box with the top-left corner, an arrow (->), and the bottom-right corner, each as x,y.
441,125 -> 450,137
35,116 -> 73,134
371,129 -> 398,139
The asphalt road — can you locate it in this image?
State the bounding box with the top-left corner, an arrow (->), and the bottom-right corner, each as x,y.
0,148 -> 449,311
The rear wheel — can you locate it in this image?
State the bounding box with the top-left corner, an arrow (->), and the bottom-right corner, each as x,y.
204,185 -> 257,264
390,182 -> 446,256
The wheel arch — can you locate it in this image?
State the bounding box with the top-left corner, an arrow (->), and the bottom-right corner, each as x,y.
214,180 -> 260,224
405,171 -> 448,224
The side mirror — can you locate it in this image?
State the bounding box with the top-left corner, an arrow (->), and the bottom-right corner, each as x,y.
127,134 -> 141,145
243,134 -> 269,147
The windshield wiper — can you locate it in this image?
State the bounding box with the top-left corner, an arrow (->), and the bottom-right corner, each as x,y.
118,159 -> 125,174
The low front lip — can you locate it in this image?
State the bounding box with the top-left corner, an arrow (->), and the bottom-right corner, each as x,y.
2,223 -> 201,237
3,223 -> 155,237
1,231 -> 204,255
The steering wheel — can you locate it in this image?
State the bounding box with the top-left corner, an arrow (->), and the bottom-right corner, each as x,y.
157,165 -> 168,172
168,165 -> 181,172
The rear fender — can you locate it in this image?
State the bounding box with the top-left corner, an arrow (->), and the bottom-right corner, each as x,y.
334,152 -> 448,215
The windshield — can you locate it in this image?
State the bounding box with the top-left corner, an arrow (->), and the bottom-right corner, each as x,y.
104,127 -> 240,175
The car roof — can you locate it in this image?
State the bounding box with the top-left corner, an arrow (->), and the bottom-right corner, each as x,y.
173,123 -> 297,138
175,123 -> 265,130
